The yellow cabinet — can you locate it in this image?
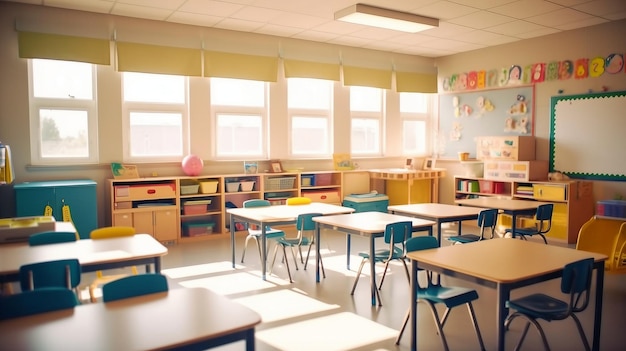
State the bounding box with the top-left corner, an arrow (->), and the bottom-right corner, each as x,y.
113,207 -> 178,243
533,184 -> 567,201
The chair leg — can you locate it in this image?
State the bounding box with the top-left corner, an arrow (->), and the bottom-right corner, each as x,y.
539,234 -> 548,244
283,245 -> 293,282
289,246 -> 300,271
505,312 -> 550,351
570,314 -> 591,351
350,259 -> 367,295
240,235 -> 255,263
269,244 -> 280,275
423,300 -> 451,351
465,302 -> 486,351
395,308 -> 411,344
378,260 -> 391,290
304,244 -> 313,270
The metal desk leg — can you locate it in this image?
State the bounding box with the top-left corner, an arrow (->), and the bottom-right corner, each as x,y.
410,259 -> 418,351
230,214 -> 236,268
261,227 -> 267,280
592,262 -> 605,351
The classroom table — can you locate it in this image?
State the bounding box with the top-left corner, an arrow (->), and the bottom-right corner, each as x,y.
0,233 -> 168,283
0,287 -> 262,351
388,203 -> 484,244
406,239 -> 607,351
227,202 -> 355,280
313,211 -> 435,306
455,197 -> 551,238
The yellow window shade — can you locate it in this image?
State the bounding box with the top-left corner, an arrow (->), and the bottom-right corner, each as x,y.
396,71 -> 438,93
343,66 -> 392,89
284,59 -> 340,81
204,51 -> 278,82
18,31 -> 110,65
117,42 -> 202,76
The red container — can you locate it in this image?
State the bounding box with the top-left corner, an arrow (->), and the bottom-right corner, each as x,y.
313,173 -> 332,186
479,180 -> 494,194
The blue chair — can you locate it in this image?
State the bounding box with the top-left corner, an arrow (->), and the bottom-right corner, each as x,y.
396,236 -> 486,351
102,273 -> 169,302
270,213 -> 323,282
448,208 -> 498,244
505,203 -> 553,244
240,199 -> 285,263
504,257 -> 594,351
0,287 -> 78,320
19,259 -> 82,298
351,221 -> 412,299
28,231 -> 77,246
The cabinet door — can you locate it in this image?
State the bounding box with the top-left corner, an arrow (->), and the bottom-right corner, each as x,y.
113,213 -> 133,227
55,184 -> 97,239
15,187 -> 56,219
153,208 -> 178,242
133,211 -> 155,237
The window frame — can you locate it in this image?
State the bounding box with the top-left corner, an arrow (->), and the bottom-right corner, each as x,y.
349,86 -> 384,157
399,92 -> 435,157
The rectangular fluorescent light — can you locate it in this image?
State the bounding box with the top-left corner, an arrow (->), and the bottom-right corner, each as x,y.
335,4 -> 438,33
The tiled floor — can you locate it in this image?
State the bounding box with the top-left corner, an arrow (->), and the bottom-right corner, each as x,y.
157,223 -> 624,351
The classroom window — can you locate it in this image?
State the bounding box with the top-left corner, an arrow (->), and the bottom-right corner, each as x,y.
28,59 -> 98,165
400,92 -> 432,156
350,86 -> 383,155
287,78 -> 332,157
211,78 -> 267,159
122,72 -> 188,161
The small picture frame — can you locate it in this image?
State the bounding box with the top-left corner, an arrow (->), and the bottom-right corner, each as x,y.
423,158 -> 435,170
270,160 -> 283,173
405,158 -> 413,170
244,161 -> 258,174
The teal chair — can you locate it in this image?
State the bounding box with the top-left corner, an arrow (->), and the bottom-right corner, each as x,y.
504,257 -> 594,351
0,287 -> 78,320
28,231 -> 77,246
102,273 -> 168,302
396,236 -> 486,351
448,208 -> 498,244
505,203 -> 554,244
19,258 -> 82,299
240,199 -> 285,263
270,213 -> 323,282
351,221 -> 412,299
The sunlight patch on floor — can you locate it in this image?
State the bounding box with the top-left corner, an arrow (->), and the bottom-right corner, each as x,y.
178,272 -> 278,295
233,289 -> 340,323
256,312 -> 398,351
162,261 -> 240,279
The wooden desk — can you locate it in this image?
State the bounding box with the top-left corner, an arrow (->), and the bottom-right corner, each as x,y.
227,202 -> 355,280
313,211 -> 435,306
0,234 -> 168,283
406,239 -> 607,351
388,203 -> 483,244
455,197 -> 551,237
0,287 -> 262,351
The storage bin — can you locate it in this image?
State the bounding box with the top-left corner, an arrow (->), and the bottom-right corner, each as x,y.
483,160 -> 548,181
240,181 -> 255,192
302,189 -> 341,204
596,200 -> 626,219
226,182 -> 240,192
301,175 -> 314,187
180,183 -> 199,195
479,180 -> 494,194
265,177 -> 296,191
313,173 -> 333,186
343,194 -> 389,213
183,200 -> 211,215
182,222 -> 215,237
199,181 -> 218,194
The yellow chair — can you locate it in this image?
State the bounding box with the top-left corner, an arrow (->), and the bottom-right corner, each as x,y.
576,216 -> 626,272
88,226 -> 138,302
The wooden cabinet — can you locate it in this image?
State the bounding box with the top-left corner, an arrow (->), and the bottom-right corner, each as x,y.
454,176 -> 594,244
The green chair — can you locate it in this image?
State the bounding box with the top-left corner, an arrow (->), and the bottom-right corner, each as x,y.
448,208 -> 498,244
240,199 -> 285,263
102,273 -> 169,302
19,258 -> 82,299
505,203 -> 554,244
270,213 -> 323,282
28,231 -> 78,246
396,236 -> 486,351
351,221 -> 412,299
504,257 -> 594,351
0,287 -> 78,320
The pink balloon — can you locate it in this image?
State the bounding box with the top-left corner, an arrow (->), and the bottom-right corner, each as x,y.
182,154 -> 203,176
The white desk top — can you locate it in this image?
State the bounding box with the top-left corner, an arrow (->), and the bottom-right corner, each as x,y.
313,211 -> 435,234
407,239 -> 607,283
455,197 -> 551,211
0,287 -> 261,351
0,234 -> 168,277
388,203 -> 484,219
227,202 -> 355,222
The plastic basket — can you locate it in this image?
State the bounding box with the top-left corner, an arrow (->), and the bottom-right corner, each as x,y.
265,177 -> 296,191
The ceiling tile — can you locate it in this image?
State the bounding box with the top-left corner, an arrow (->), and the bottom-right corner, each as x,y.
448,10 -> 515,29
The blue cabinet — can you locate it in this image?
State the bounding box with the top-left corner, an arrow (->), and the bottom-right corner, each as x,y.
15,180 -> 97,239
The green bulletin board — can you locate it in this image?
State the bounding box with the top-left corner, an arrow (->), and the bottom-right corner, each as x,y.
437,85 -> 534,159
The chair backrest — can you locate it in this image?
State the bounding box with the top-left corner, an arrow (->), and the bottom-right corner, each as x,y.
561,257 -> 594,313
102,273 -> 168,302
90,226 -> 136,239
536,203 -> 554,232
286,197 -> 312,205
385,221 -> 412,245
19,258 -> 81,291
296,213 -> 322,231
0,288 -> 78,320
243,199 -> 271,208
406,236 -> 440,286
477,209 -> 498,239
29,231 -> 77,246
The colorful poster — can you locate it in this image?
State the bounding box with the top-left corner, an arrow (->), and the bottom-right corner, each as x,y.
589,57 -> 605,77
575,58 -> 589,79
